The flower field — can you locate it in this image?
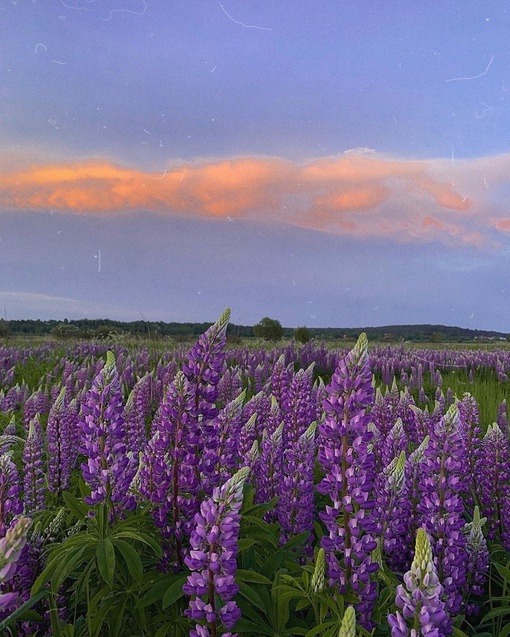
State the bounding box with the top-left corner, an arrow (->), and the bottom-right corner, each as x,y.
1,309 -> 510,636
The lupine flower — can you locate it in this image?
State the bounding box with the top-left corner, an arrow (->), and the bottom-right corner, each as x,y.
338,606 -> 356,637
317,333 -> 378,630
22,416 -> 45,514
311,547 -> 326,594
0,516 -> 32,611
184,467 -> 249,636
0,455 -> 23,535
475,423 -> 510,548
255,422 -> 283,512
277,421 -> 317,549
47,387 -> 73,495
387,527 -> 449,637
80,352 -> 137,513
462,506 -> 489,617
376,451 -> 409,571
418,404 -> 467,619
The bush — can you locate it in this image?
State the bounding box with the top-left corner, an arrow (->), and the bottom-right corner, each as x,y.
253,316 -> 284,342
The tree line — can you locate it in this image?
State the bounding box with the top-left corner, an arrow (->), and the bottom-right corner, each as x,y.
0,317 -> 507,343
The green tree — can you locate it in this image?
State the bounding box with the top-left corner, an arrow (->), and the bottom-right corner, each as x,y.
0,319 -> 10,339
294,326 -> 311,344
253,317 -> 284,342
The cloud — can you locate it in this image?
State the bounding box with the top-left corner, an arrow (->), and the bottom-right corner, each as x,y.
2,149 -> 510,247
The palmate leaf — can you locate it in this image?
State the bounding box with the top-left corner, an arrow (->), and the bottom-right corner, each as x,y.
114,539 -> 143,584
161,575 -> 188,609
96,538 -> 115,586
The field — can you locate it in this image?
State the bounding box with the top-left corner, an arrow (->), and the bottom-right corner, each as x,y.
0,309 -> 510,636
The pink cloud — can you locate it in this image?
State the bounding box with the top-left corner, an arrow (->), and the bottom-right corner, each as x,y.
1,149 -> 509,248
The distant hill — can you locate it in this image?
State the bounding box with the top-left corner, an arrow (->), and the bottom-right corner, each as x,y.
0,318 -> 507,343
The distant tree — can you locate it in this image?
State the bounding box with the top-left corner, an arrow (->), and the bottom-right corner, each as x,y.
429,331 -> 445,343
0,319 -> 10,339
294,326 -> 311,344
253,317 -> 284,342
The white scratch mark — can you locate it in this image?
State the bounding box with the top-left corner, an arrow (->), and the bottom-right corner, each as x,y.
216,1 -> 271,30
153,170 -> 167,180
60,0 -> 89,10
446,54 -> 495,82
210,65 -> 217,73
35,43 -> 47,54
483,176 -> 489,189
51,60 -> 66,65
475,101 -> 493,118
101,0 -> 147,21
143,128 -> 151,135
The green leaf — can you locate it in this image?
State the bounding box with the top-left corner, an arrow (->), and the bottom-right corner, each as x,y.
233,618 -> 273,635
110,596 -> 128,637
238,538 -> 257,552
115,531 -> 163,556
63,492 -> 89,520
236,569 -> 272,585
162,575 -> 188,609
495,563 -> 510,584
114,539 -> 144,584
96,538 -> 116,586
50,545 -> 89,594
481,606 -> 510,621
305,621 -> 338,637
237,581 -> 267,613
137,574 -> 185,608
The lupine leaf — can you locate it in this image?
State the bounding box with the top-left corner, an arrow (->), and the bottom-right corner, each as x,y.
96,538 -> 115,586
114,538 -> 144,584
161,575 -> 187,609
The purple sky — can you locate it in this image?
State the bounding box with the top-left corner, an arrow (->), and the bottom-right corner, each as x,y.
2,0 -> 510,330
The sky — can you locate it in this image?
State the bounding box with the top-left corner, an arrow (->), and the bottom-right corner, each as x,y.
2,1 -> 510,331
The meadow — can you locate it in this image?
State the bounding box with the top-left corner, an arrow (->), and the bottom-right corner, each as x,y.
0,309 -> 509,636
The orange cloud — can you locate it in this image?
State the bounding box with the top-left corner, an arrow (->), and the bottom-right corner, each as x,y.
0,150 -> 504,248
492,218 -> 510,232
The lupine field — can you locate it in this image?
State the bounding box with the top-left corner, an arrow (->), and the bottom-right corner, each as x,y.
1,310 -> 510,636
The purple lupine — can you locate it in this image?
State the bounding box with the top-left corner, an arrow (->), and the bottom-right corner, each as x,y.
417,403 -> 467,620
268,354 -> 289,409
80,351 -> 137,513
136,430 -> 172,533
22,416 -> 45,514
497,399 -> 508,436
283,363 -> 317,448
379,418 -> 407,470
201,391 -> 246,494
182,308 -> 230,422
47,387 -> 73,496
401,435 -> 429,574
0,455 -> 23,536
277,421 -> 317,549
387,527 -> 449,637
457,393 -> 482,510
375,451 -> 409,573
254,422 -> 284,511
22,388 -> 49,428
462,506 -> 489,617
157,369 -> 199,565
184,466 -> 249,637
0,516 -> 32,613
476,423 -> 510,548
317,333 -> 378,630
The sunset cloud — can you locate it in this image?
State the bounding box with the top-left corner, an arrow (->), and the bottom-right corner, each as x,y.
1,150 -> 509,248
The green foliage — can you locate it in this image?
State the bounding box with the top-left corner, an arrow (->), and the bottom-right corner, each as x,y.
253,316 -> 284,342
295,326 -> 312,344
